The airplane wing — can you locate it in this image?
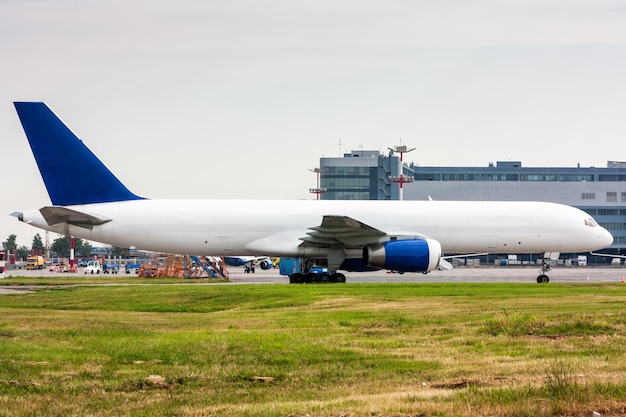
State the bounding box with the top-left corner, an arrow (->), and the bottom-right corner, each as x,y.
298,215 -> 388,271
300,215 -> 387,247
39,206 -> 111,229
298,215 -> 442,273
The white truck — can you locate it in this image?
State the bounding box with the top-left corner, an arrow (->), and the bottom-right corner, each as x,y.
84,260 -> 102,274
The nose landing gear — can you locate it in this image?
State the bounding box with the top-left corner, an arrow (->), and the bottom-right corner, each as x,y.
537,255 -> 552,283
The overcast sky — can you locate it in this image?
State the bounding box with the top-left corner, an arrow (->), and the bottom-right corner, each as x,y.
2,0 -> 626,247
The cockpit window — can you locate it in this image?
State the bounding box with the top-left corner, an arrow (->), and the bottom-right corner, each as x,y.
585,217 -> 598,227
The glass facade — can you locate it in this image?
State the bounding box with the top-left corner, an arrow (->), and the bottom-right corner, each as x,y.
320,166 -> 376,200
415,172 -> 594,182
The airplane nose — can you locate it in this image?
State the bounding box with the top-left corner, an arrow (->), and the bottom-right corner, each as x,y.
600,227 -> 614,247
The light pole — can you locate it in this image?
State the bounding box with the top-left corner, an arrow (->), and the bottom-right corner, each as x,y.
309,167 -> 327,200
388,145 -> 415,201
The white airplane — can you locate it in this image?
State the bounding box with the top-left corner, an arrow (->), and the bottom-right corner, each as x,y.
223,256 -> 274,273
12,102 -> 613,283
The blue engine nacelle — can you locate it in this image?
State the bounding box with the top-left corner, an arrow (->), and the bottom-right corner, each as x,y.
363,239 -> 442,272
223,257 -> 245,267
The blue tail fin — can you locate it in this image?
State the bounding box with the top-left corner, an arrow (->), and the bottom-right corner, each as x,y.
14,102 -> 144,206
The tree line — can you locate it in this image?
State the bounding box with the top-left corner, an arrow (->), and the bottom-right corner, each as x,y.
1,234 -> 94,261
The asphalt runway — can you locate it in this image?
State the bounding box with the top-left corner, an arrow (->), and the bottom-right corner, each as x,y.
2,266 -> 626,290
228,266 -> 626,284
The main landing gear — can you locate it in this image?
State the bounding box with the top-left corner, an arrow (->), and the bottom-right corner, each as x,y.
289,272 -> 346,284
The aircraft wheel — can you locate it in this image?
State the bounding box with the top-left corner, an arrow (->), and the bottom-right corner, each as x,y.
536,274 -> 549,283
332,273 -> 346,283
290,272 -> 304,284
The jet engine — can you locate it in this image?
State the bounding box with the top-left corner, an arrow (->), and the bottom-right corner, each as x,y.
259,259 -> 273,270
363,239 -> 442,272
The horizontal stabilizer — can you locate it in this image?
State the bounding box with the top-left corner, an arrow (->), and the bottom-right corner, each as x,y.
40,206 -> 111,229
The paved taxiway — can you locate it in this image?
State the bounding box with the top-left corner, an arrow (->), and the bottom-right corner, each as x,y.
1,266 -> 625,293
229,266 -> 626,284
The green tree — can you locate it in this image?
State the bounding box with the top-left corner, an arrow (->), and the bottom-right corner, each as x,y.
111,246 -> 128,258
16,245 -> 30,262
78,241 -> 92,258
32,233 -> 44,253
51,236 -> 87,258
2,234 -> 17,253
50,236 -> 69,258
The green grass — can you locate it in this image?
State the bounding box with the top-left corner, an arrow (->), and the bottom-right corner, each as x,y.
1,280 -> 626,416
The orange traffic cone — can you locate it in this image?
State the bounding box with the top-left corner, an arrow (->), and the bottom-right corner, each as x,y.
622,275 -> 624,284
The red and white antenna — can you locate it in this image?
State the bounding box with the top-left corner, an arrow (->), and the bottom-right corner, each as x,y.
388,144 -> 415,201
69,236 -> 76,272
309,167 -> 326,200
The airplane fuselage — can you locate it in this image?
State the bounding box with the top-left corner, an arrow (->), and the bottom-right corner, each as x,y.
21,199 -> 612,258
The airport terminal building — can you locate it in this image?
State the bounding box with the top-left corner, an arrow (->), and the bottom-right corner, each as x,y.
319,150 -> 626,262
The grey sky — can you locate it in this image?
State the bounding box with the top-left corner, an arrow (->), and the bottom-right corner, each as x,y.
2,0 -> 626,247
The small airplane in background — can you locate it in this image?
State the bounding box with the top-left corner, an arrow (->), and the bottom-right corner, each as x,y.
11,102 -> 613,283
223,256 -> 274,273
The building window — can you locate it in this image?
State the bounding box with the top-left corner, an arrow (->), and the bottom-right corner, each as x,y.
323,178 -> 370,189
559,174 -> 594,181
323,167 -> 371,176
600,223 -> 626,230
442,173 -> 476,181
607,192 -> 618,203
486,174 -> 519,181
581,193 -> 596,200
622,192 -> 626,202
414,174 -> 440,181
600,175 -> 626,181
520,174 -> 557,181
329,191 -> 370,200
